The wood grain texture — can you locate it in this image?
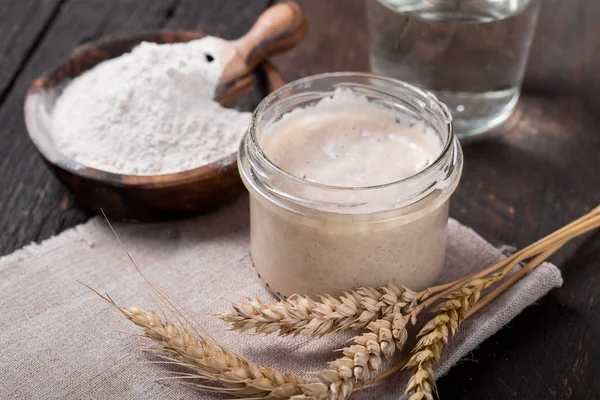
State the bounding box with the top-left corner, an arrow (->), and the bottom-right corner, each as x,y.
163,0 -> 272,38
0,0 -> 66,102
218,1 -> 307,90
271,0 -> 370,79
1,0 -> 599,399
234,1 -> 308,68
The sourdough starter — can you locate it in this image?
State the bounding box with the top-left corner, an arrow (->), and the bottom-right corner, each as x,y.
250,90 -> 448,297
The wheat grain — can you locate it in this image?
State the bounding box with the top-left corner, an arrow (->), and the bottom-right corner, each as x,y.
219,285 -> 421,337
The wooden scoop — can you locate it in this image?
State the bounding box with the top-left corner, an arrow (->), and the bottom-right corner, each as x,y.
214,1 -> 307,106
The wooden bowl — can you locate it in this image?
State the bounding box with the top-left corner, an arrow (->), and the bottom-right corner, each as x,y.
24,31 -> 285,222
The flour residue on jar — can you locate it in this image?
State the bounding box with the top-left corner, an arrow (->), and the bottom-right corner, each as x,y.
260,88 -> 443,187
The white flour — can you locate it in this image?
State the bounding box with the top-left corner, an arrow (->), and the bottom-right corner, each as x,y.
51,37 -> 252,175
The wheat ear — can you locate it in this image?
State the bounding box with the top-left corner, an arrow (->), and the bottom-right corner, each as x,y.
74,281 -> 311,400
404,274 -> 502,400
403,243 -> 563,399
122,303 -> 398,400
292,312 -> 407,400
297,293 -> 418,400
219,285 -> 422,337
121,305 -> 308,398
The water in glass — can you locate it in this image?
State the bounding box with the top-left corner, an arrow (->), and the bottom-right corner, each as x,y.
367,0 -> 540,139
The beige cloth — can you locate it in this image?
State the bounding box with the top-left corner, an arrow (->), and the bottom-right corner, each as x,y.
0,196 -> 562,399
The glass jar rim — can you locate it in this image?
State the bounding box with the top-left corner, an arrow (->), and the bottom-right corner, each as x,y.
247,71 -> 456,192
240,72 -> 463,215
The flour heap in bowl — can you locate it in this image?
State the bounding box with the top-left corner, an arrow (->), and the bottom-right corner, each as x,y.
50,37 -> 252,175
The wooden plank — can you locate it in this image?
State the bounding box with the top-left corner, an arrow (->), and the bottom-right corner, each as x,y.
0,0 -> 64,102
0,0 -> 268,255
164,0 -> 274,39
271,0 -> 369,80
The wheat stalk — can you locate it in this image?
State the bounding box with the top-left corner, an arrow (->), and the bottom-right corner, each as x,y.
366,239 -> 581,394
219,285 -> 423,337
402,239 -> 573,400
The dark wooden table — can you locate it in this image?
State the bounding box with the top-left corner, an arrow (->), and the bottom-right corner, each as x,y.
1,1 -> 598,399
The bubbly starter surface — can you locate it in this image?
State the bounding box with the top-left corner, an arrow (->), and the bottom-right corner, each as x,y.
250,90 -> 448,297
261,90 -> 442,187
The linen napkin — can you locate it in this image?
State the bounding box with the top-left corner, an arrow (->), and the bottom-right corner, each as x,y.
0,195 -> 562,399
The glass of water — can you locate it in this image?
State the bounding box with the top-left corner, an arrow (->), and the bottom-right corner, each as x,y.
366,0 -> 541,140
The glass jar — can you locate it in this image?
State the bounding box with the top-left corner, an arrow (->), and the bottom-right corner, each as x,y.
238,72 -> 463,298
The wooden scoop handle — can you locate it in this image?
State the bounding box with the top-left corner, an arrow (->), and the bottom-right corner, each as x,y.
215,2 -> 305,106
233,1 -> 308,70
